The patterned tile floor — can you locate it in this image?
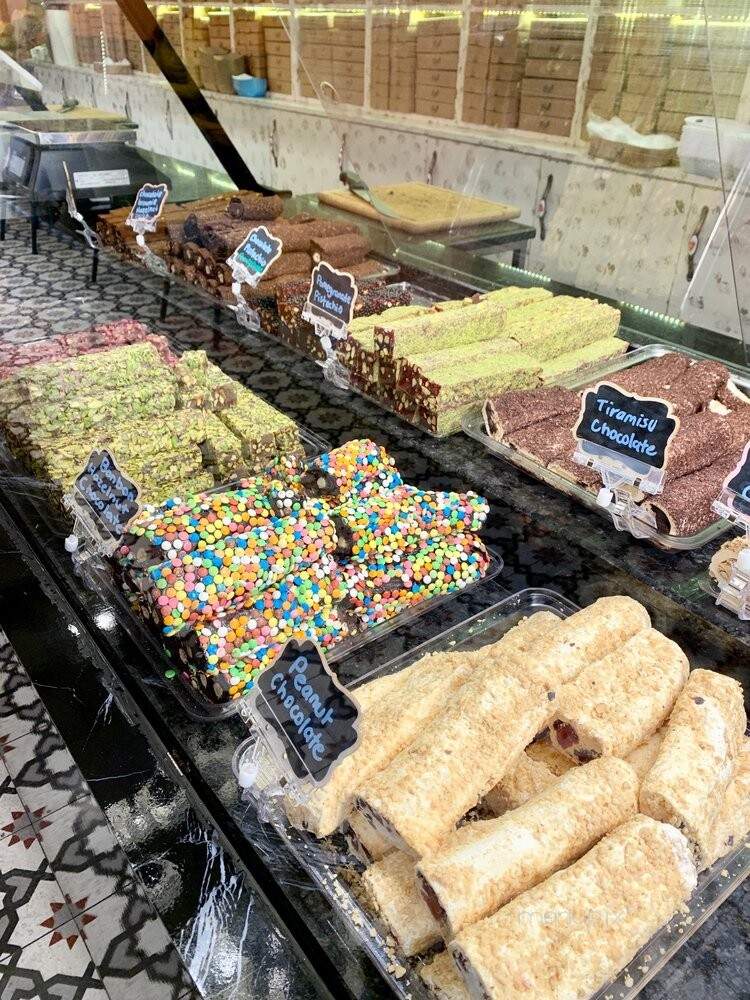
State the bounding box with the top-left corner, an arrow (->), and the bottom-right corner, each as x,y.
0,631 -> 200,1000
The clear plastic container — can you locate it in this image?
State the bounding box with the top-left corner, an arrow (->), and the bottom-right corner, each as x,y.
463,342 -> 750,551
233,587 -> 750,1000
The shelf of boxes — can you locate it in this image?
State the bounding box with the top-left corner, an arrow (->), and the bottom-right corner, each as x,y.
55,2 -> 750,150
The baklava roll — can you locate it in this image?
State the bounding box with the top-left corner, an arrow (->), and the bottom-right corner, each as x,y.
346,810 -> 393,864
550,628 -> 689,761
420,952 -> 470,1000
355,674 -> 552,857
703,737 -> 750,869
483,739 -> 575,815
625,728 -> 666,782
640,668 -> 746,867
417,757 -> 639,938
450,816 -> 697,1000
286,613 -> 551,837
500,596 -> 651,692
361,851 -> 442,957
285,651 -> 475,837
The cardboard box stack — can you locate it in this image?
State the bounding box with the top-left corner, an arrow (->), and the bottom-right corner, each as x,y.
659,20 -> 747,137
482,14 -> 525,129
415,15 -> 460,120
264,15 -> 292,94
234,8 -> 267,79
519,16 -> 584,136
329,14 -> 365,107
370,14 -> 391,111
182,9 -> 210,86
71,4 -> 101,65
298,14 -> 331,98
389,15 -> 417,114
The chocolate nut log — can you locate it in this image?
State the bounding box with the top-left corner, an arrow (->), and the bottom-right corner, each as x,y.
483,738 -> 575,815
450,816 -> 696,1000
640,668 -> 746,867
284,613 -> 553,838
550,628 -> 689,761
310,233 -> 370,268
226,193 -> 284,220
354,674 -> 553,857
417,757 -> 639,939
643,452 -> 738,536
362,850 -> 442,956
483,386 -> 579,440
702,737 -> 750,870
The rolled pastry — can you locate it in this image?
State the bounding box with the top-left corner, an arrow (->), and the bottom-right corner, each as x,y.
483,387 -> 579,441
355,674 -> 552,857
361,850 -> 442,956
640,668 -> 746,867
450,815 -> 697,1000
417,757 -> 639,939
483,738 -> 575,815
624,728 -> 666,781
286,612 -> 552,837
550,628 -> 689,761
703,737 -> 750,870
346,810 -> 393,864
421,951 -> 470,1000
501,595 -> 651,691
285,650 -> 475,837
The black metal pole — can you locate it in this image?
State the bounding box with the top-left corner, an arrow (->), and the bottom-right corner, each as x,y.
116,0 -> 274,194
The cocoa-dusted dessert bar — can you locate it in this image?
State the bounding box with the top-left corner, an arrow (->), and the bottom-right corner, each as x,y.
484,386 -> 579,439
504,416 -> 576,466
226,193 -> 284,220
310,232 -> 370,268
644,452 -> 739,536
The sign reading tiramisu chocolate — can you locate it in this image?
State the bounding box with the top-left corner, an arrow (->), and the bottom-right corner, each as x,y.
250,638 -> 361,785
73,449 -> 141,541
227,225 -> 283,287
127,182 -> 169,230
303,261 -> 359,339
574,382 -> 680,483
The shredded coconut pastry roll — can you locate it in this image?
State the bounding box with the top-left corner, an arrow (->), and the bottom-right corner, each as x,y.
640,668 -> 746,867
420,951 -> 470,1000
347,810 -> 393,864
450,815 -> 697,1000
483,738 -> 575,815
355,673 -> 552,858
499,596 -> 651,691
417,757 -> 639,939
625,729 -> 666,782
361,850 -> 442,957
550,628 -> 689,761
702,736 -> 750,870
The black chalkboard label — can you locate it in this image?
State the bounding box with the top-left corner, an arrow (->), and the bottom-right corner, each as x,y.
724,441 -> 750,518
74,450 -> 141,539
254,639 -> 360,785
127,183 -> 169,227
574,381 -> 679,473
227,225 -> 283,281
305,261 -> 358,331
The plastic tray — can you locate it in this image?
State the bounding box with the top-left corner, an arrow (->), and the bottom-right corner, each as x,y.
233,587 -> 750,1000
463,342 -> 750,551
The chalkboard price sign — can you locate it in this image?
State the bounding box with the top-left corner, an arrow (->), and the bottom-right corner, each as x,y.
253,639 -> 360,785
574,381 -> 679,474
74,450 -> 141,540
723,441 -> 750,519
127,183 -> 169,229
227,225 -> 283,284
304,261 -> 358,335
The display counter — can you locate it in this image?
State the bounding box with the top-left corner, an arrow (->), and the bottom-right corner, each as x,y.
0,223 -> 747,1000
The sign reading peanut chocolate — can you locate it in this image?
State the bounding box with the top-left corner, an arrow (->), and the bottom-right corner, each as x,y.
251,638 -> 360,785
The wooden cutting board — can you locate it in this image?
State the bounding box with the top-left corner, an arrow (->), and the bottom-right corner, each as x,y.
317,182 -> 520,233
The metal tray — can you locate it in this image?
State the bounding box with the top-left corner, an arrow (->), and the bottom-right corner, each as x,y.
463,342 -> 750,551
233,587 -> 750,1000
